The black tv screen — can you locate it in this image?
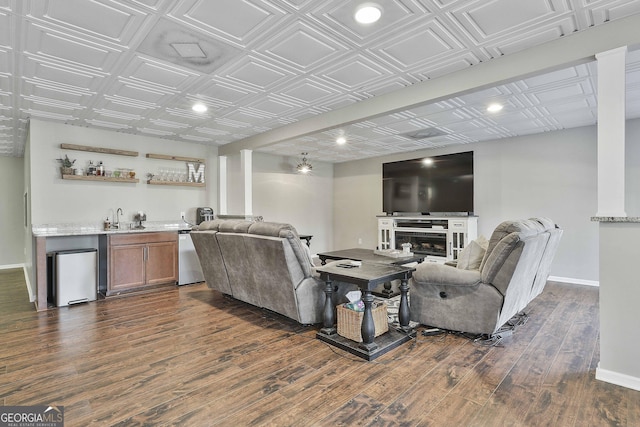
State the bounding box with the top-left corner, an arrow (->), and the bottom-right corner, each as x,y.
382,151 -> 474,215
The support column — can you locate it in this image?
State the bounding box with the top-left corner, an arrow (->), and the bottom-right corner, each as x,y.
218,156 -> 227,216
594,46 -> 640,391
596,47 -> 627,217
241,149 -> 252,216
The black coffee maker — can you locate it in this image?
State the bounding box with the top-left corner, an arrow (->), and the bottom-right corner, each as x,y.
196,207 -> 214,224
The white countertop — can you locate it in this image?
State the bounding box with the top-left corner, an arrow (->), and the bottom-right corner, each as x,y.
32,221 -> 193,237
591,216 -> 640,222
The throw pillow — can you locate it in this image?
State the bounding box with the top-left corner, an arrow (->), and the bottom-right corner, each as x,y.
457,235 -> 488,270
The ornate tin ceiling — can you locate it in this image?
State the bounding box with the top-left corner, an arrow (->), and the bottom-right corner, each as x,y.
1,0 -> 640,161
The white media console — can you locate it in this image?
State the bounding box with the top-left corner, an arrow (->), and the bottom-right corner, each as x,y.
377,216 -> 478,263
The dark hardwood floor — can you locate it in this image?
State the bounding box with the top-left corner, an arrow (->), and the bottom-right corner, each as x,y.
1,267 -> 639,426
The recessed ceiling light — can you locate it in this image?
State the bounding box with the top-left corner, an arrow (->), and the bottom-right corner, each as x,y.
487,103 -> 503,113
192,103 -> 207,113
336,136 -> 346,145
355,3 -> 382,24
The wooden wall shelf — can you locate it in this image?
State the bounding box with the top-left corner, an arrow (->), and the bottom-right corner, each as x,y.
146,180 -> 205,187
62,174 -> 139,183
60,143 -> 139,157
146,153 -> 205,163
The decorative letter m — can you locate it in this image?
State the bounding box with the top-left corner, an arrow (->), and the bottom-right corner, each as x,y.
187,163 -> 205,183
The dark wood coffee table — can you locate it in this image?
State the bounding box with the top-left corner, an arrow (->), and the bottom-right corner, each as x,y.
315,261 -> 416,361
318,248 -> 424,266
317,248 -> 424,297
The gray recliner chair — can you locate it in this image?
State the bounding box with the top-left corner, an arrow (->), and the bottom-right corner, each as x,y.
409,217 -> 562,335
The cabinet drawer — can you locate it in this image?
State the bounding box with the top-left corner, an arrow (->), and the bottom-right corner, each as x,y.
109,231 -> 177,246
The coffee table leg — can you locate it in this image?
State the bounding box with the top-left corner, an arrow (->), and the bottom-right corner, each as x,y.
399,277 -> 410,332
321,278 -> 336,335
359,290 -> 378,351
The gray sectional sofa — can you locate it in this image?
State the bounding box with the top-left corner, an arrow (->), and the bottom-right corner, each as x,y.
409,217 -> 563,335
190,219 -> 334,325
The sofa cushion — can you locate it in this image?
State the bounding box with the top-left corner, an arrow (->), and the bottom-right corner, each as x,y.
218,220 -> 252,233
480,232 -> 522,288
248,221 -> 297,237
194,219 -> 225,231
457,235 -> 488,270
249,221 -> 314,276
480,219 -> 543,271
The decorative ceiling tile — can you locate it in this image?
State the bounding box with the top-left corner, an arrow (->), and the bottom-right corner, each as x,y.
0,48 -> 10,74
0,10 -> 10,48
453,0 -> 565,40
279,79 -> 339,104
321,55 -> 389,88
121,55 -> 200,90
23,21 -> 123,71
315,0 -> 420,42
0,0 -> 639,159
106,79 -> 174,105
149,118 -> 191,129
84,118 -> 132,130
225,57 -> 292,90
137,126 -> 175,136
27,0 -> 147,45
261,22 -> 347,70
485,24 -> 569,57
168,0 -> 286,45
129,0 -> 166,11
0,74 -> 10,94
377,19 -> 462,68
136,18 -> 243,74
21,79 -> 91,106
587,0 -> 640,25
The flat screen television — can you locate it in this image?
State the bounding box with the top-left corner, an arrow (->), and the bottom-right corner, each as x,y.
382,151 -> 474,215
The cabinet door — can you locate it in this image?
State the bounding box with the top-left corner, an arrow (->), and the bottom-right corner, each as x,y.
109,243 -> 146,292
146,241 -> 178,286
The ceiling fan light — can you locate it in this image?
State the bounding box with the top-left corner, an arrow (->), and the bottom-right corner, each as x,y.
355,4 -> 382,24
296,153 -> 313,173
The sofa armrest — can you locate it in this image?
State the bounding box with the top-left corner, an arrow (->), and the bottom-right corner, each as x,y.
412,263 -> 481,287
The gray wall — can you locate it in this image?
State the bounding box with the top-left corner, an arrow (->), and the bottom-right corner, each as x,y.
252,152 -> 334,254
0,156 -> 25,266
28,120 -> 218,225
333,124 -> 605,283
598,222 -> 640,383
8,117 -> 640,283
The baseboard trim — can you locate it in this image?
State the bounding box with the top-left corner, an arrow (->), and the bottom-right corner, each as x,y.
0,263 -> 25,270
549,275 -> 599,287
0,263 -> 34,303
596,363 -> 640,391
23,265 -> 35,303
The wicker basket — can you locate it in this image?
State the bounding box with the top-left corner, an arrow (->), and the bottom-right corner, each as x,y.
337,301 -> 389,342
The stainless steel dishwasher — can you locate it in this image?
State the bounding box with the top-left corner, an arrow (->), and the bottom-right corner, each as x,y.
178,230 -> 205,285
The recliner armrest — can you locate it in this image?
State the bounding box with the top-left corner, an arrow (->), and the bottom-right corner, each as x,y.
412,263 -> 481,287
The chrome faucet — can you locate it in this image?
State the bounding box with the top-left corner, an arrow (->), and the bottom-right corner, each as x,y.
115,208 -> 123,229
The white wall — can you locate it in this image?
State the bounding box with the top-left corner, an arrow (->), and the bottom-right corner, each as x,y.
252,152 -> 334,254
0,156 -> 25,266
334,124 -> 605,283
28,120 -> 218,225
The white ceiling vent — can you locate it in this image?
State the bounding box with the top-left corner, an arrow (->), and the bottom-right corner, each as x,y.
404,127 -> 447,139
137,19 -> 242,74
171,42 -> 207,58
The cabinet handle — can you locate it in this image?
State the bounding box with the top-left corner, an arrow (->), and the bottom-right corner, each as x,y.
144,246 -> 148,261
